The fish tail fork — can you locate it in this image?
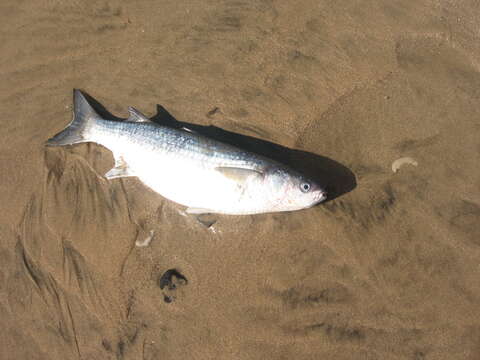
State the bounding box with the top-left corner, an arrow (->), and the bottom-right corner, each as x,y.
46,89 -> 100,146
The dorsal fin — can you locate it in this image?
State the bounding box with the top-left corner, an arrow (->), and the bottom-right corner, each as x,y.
127,107 -> 151,123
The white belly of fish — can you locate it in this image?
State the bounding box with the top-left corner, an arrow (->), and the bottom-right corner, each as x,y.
108,142 -> 260,214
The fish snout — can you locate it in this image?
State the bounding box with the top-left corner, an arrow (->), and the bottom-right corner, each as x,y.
317,190 -> 328,203
310,187 -> 327,205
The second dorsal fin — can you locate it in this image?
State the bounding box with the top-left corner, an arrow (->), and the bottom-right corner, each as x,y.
127,106 -> 151,123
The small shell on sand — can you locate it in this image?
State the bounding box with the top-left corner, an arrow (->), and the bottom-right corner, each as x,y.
135,230 -> 155,247
392,157 -> 418,173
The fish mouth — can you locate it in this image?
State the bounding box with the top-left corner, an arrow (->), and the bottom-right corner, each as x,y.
313,190 -> 328,204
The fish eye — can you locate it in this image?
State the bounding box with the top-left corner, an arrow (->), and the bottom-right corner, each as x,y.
300,182 -> 311,193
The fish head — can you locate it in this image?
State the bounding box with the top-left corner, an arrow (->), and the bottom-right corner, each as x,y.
263,167 -> 327,212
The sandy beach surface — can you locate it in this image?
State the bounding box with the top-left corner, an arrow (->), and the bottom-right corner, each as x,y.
1,1 -> 480,359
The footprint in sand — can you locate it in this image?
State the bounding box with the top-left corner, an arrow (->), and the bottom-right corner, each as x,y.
158,269 -> 188,303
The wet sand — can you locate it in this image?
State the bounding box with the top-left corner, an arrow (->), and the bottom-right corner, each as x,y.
1,1 -> 480,359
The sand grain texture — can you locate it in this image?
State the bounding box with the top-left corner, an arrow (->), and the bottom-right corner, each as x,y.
1,1 -> 480,359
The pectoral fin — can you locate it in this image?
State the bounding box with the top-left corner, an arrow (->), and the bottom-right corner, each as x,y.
215,167 -> 264,183
105,156 -> 135,179
105,167 -> 133,179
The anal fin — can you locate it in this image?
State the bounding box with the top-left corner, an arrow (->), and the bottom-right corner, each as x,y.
186,207 -> 214,215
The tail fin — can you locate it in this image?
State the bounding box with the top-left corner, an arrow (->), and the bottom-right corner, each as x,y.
46,89 -> 101,146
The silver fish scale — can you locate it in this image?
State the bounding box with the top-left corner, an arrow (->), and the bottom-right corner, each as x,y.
100,120 -> 271,169
47,90 -> 327,215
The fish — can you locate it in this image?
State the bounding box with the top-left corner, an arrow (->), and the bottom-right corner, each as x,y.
46,90 -> 327,215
